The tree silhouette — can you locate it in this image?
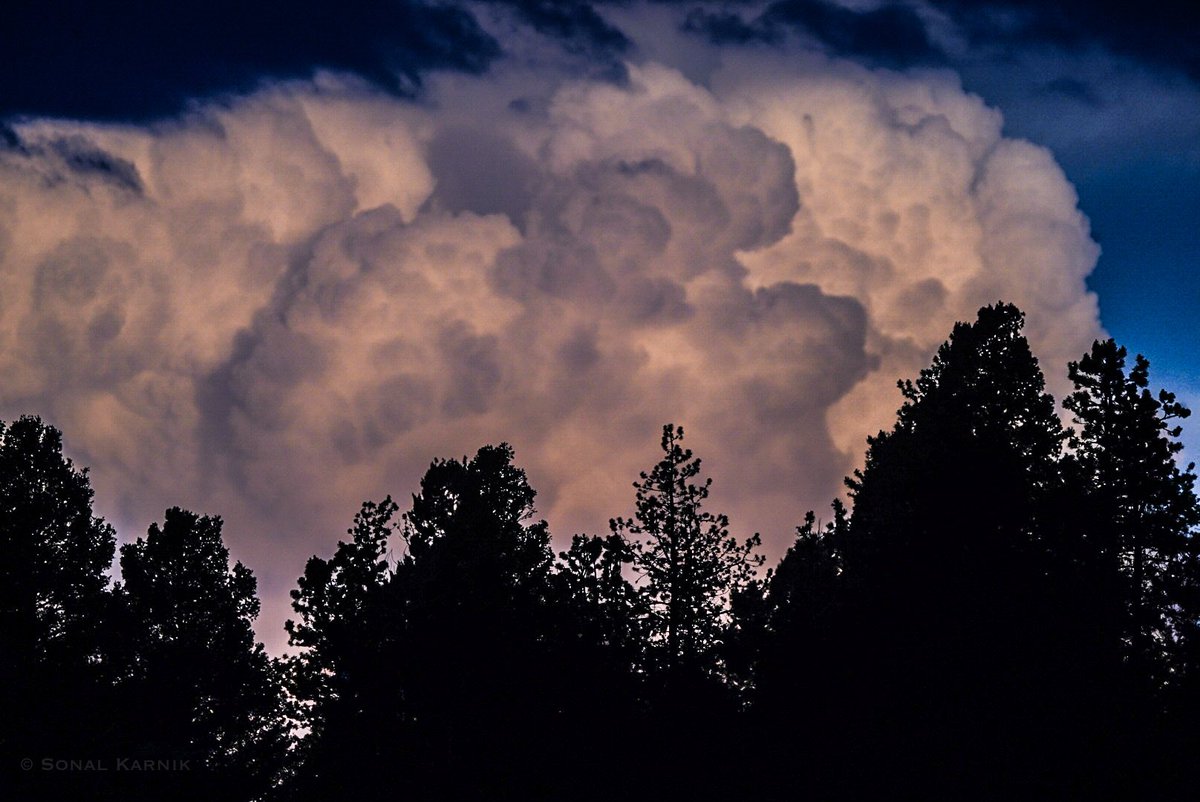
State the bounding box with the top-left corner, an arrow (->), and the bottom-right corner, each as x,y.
753,505 -> 844,684
611,424 -> 763,683
734,502 -> 848,797
823,303 -> 1098,795
844,303 -> 1068,590
285,445 -> 561,799
769,503 -> 845,635
600,425 -> 762,797
7,307 -> 1200,798
282,497 -> 402,801
112,508 -> 288,801
1064,340 -> 1200,793
0,416 -> 116,797
285,498 -> 397,731
551,532 -> 645,675
395,444 -> 558,796
1065,339 -> 1200,690
544,532 -> 646,794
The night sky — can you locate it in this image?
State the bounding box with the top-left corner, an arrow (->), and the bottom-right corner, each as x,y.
2,1 -> 1197,653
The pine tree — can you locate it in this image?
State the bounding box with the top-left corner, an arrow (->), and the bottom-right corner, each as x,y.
0,416 -> 117,798
114,508 -> 288,801
832,303 -> 1087,795
844,303 -> 1066,577
285,498 -> 397,736
0,416 -> 115,667
551,533 -> 645,669
611,424 -> 762,681
747,503 -> 848,798
281,497 -> 401,801
396,444 -> 558,795
767,502 -> 846,637
284,445 -> 559,799
1064,340 -> 1200,696
544,533 -> 645,794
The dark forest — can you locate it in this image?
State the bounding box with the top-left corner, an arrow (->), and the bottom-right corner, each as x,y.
5,303 -> 1199,800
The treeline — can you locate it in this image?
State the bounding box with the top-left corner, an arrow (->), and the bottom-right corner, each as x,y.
4,303 -> 1199,799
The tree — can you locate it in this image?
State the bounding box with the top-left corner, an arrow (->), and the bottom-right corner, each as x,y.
550,533 -> 645,672
754,502 -> 845,693
395,443 -> 558,795
542,533 -> 646,794
285,498 -> 397,735
611,424 -> 763,682
831,304 -> 1096,795
0,416 -> 116,797
1064,339 -> 1200,696
113,508 -> 288,801
746,503 -> 848,798
603,425 -> 762,800
281,497 -> 401,801
720,503 -> 848,706
0,415 -> 114,665
400,443 -> 553,601
284,445 -> 560,799
844,304 -> 1067,581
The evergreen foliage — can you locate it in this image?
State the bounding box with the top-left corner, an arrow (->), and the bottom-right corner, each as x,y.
0,415 -> 115,667
1063,339 -> 1200,791
5,303 -> 1200,799
1065,339 -> 1200,690
610,423 -> 763,681
0,416 -> 116,799
112,508 -> 289,800
281,497 -> 403,800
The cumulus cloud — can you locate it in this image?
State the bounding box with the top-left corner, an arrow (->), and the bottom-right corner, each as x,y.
0,47 -> 1102,651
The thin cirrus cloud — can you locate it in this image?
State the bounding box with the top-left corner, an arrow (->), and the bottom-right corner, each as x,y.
0,23 -> 1103,650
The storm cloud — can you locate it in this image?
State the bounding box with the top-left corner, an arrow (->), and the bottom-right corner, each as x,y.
0,34 -> 1103,650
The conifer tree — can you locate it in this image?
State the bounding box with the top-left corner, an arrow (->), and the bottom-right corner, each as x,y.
281,497 -> 401,801
831,303 -> 1087,795
611,424 -> 762,680
551,533 -> 645,669
0,416 -> 117,799
284,445 -> 559,799
1064,340 -> 1200,695
395,444 -> 557,794
544,533 -> 645,792
0,416 -> 115,668
285,498 -> 397,737
845,303 -> 1067,576
114,508 -> 288,801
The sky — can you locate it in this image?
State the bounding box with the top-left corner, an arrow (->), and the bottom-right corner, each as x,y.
2,1 -> 1197,654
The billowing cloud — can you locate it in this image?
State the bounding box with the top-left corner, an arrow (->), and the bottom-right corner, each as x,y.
0,47 -> 1102,651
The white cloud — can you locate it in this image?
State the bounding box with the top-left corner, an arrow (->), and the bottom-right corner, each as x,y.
0,50 -> 1102,651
